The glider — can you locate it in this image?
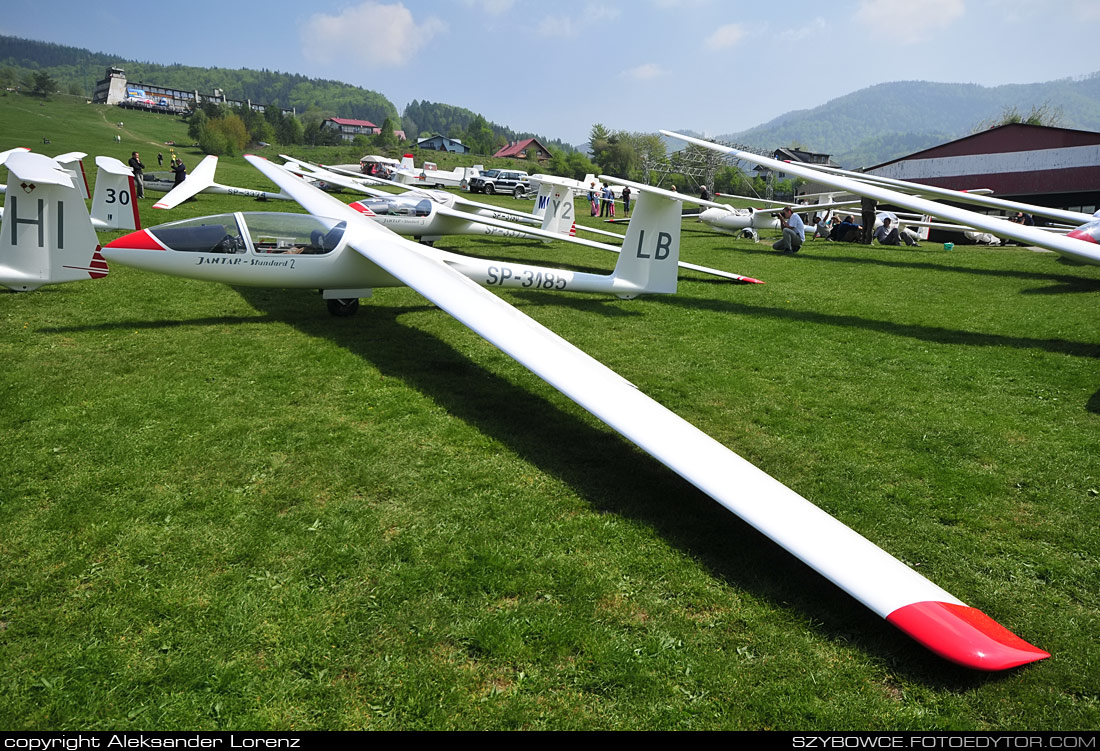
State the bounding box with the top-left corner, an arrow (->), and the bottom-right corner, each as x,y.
661,131 -> 1100,266
150,155 -> 293,210
0,150 -> 1049,670
279,157 -> 758,284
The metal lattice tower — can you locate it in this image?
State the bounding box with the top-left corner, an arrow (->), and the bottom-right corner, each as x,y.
643,137 -> 777,199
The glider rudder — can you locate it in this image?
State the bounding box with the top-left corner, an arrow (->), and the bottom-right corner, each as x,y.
91,156 -> 141,231
610,188 -> 682,296
0,152 -> 106,291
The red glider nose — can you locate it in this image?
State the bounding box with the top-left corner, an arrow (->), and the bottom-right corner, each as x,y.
104,229 -> 165,250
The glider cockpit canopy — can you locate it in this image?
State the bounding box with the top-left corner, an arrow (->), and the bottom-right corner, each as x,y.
354,196 -> 433,217
146,212 -> 347,255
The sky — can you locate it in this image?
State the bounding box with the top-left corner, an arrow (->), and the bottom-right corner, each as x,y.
4,0 -> 1100,145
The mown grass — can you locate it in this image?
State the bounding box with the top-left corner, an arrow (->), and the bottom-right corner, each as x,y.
1,95 -> 1099,730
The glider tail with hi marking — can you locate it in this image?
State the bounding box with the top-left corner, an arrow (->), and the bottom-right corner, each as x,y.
0,152 -> 107,291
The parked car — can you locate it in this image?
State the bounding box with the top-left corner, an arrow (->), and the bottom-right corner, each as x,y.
468,169 -> 530,197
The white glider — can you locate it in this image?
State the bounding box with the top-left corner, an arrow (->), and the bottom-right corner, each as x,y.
151,155 -> 293,210
0,150 -> 1049,670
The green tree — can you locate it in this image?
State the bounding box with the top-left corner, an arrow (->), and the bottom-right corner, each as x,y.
375,117 -> 398,149
187,109 -> 209,142
31,70 -> 56,95
198,126 -> 232,156
277,116 -> 304,146
463,114 -> 495,155
976,102 -> 1064,131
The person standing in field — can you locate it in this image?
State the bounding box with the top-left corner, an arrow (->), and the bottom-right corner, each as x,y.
127,151 -> 145,198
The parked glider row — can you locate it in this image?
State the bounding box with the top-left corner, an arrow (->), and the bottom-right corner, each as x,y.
0,148 -> 1059,670
659,133 -> 1100,260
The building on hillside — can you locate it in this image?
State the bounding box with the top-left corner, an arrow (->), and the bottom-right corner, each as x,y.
91,66 -> 293,116
417,134 -> 470,153
492,137 -> 552,161
322,117 -> 378,141
865,123 -> 1100,214
322,118 -> 406,143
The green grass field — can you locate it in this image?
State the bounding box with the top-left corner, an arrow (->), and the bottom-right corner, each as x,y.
1,94 -> 1099,730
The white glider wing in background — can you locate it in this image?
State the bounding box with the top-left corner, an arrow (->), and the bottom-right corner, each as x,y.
662,130 -> 1100,266
241,156 -> 1048,671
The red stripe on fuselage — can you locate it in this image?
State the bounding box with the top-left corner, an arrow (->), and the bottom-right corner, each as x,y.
105,229 -> 167,250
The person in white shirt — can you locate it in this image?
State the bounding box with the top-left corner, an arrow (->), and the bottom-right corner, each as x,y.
772,207 -> 805,253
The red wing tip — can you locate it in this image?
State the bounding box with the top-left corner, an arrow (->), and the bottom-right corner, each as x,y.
887,601 -> 1049,671
741,276 -> 765,284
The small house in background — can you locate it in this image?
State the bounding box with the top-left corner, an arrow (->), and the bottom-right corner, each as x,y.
492,137 -> 552,161
754,146 -> 839,197
322,117 -> 378,142
417,134 -> 471,154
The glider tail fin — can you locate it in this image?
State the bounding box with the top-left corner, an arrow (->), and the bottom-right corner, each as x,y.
53,152 -> 90,199
532,181 -> 554,219
91,156 -> 141,231
539,185 -> 577,236
0,153 -> 106,292
610,187 -> 682,296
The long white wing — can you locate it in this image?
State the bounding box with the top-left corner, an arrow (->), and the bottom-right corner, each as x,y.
663,131 -> 1100,266
243,154 -> 1048,671
802,162 -> 1095,226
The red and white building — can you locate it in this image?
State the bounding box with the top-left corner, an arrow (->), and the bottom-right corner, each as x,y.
322,118 -> 407,143
867,123 -> 1100,214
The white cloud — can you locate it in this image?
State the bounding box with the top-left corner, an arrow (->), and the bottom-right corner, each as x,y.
704,24 -> 746,51
459,0 -> 515,14
589,5 -> 623,21
779,17 -> 828,42
536,15 -> 577,38
536,6 -> 620,38
1068,0 -> 1100,20
621,63 -> 666,81
858,0 -> 965,42
302,2 -> 446,68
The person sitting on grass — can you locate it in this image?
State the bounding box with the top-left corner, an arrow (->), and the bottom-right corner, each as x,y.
829,215 -> 862,242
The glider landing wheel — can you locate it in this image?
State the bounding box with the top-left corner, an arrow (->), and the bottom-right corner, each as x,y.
326,298 -> 360,317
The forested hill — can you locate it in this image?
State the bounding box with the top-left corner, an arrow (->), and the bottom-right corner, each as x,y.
723,75 -> 1100,167
0,35 -> 575,153
0,35 -> 399,126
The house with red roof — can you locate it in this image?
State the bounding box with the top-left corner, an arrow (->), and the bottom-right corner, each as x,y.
492,137 -> 552,161
322,118 -> 407,143
322,118 -> 377,142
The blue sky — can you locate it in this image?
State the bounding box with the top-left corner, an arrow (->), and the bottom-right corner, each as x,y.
4,0 -> 1099,145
